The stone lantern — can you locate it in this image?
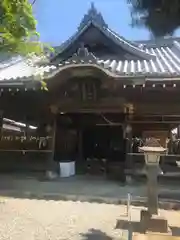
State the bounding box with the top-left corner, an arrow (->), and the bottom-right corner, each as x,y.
139,138 -> 168,233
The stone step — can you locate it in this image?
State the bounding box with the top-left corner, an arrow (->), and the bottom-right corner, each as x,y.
133,234 -> 180,240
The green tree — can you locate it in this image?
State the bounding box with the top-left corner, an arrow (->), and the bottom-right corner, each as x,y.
0,0 -> 52,90
128,0 -> 180,37
0,0 -> 43,54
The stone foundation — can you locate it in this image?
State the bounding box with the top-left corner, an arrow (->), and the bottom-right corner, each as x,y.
140,210 -> 169,233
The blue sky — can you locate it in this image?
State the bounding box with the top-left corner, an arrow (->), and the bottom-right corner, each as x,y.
33,0 -> 180,46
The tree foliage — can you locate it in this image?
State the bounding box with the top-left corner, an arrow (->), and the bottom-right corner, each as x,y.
0,0 -> 43,54
128,0 -> 180,37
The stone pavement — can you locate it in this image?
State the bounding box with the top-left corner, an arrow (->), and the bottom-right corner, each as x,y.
0,174 -> 180,209
133,234 -> 180,239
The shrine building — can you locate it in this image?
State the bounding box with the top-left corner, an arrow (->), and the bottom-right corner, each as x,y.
0,3 -> 180,178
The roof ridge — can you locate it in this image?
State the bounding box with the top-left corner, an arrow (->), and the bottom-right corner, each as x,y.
106,28 -> 140,47
135,37 -> 180,48
52,20 -> 155,62
105,28 -> 155,60
78,2 -> 108,31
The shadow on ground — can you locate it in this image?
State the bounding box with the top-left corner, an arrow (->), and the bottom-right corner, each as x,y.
0,191 -> 122,204
116,219 -> 180,236
1,174 -> 180,210
80,229 -> 113,240
1,190 -> 180,212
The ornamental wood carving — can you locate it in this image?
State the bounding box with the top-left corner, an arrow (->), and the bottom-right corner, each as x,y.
77,77 -> 99,102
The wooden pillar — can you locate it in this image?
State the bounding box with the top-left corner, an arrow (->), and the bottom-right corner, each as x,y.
167,129 -> 173,154
46,105 -> 58,178
78,128 -> 83,161
76,128 -> 83,174
47,117 -> 57,172
23,116 -> 29,162
0,111 -> 3,156
124,124 -> 132,168
25,120 -> 29,149
0,110 -> 3,138
124,123 -> 133,183
177,125 -> 180,138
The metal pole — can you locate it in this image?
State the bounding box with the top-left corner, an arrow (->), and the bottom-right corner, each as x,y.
127,193 -> 131,217
127,193 -> 132,240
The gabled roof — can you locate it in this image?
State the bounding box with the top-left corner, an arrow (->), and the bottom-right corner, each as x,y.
1,3 -> 180,85
48,42 -> 180,79
52,3 -> 155,61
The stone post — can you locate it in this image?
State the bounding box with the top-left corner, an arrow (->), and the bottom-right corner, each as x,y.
144,155 -> 160,215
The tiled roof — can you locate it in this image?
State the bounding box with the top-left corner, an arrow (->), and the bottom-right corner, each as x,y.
0,57 -> 38,81
1,40 -> 180,83
44,41 -> 180,79
98,40 -> 180,77
1,4 -> 180,83
0,55 -> 56,82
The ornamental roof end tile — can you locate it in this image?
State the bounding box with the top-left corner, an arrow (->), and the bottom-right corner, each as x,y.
78,2 -> 108,31
66,43 -> 97,64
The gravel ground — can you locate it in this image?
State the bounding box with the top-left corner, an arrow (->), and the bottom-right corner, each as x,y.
0,197 -> 179,240
0,198 -> 127,240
